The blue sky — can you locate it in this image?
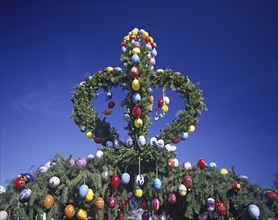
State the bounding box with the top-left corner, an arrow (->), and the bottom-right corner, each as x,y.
1,0 -> 277,188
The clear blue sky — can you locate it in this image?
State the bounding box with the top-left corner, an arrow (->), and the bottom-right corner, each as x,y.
1,0 -> 277,188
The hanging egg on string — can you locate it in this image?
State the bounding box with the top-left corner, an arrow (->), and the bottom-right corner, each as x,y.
172,137 -> 181,144
96,150 -> 104,159
0,185 -> 6,194
163,96 -> 170,104
106,91 -> 113,99
132,54 -> 140,64
168,192 -> 176,204
111,175 -> 121,189
106,141 -> 113,147
162,105 -> 168,113
79,184 -> 89,198
77,209 -> 87,220
140,199 -> 149,210
220,168 -> 228,175
86,131 -> 93,139
137,135 -> 146,147
103,109 -> 112,115
113,139 -> 120,148
157,98 -> 164,108
151,198 -> 160,211
132,79 -> 140,91
126,136 -> 133,147
174,158 -> 179,167
233,181 -> 242,192
153,178 -> 162,190
151,49 -> 158,57
64,204 -> 75,219
94,136 -> 101,144
114,67 -> 122,72
132,92 -> 141,104
20,173 -> 33,182
147,87 -> 153,94
183,176 -> 193,188
135,174 -> 145,186
132,106 -> 142,118
133,41 -> 141,48
119,199 -> 127,210
134,188 -> 143,199
43,194 -> 54,209
167,158 -> 175,169
49,176 -> 60,188
197,158 -> 206,170
108,101 -> 115,109
134,118 -> 143,128
19,189 -> 32,202
207,198 -> 215,211
248,204 -> 260,219
14,177 -> 25,190
121,172 -> 130,185
142,211 -> 150,220
75,157 -> 87,168
38,165 -> 48,174
181,132 -> 189,140
157,139 -> 164,148
184,161 -> 192,170
149,95 -> 154,103
209,162 -> 217,169
216,201 -> 227,215
132,47 -> 140,55
80,126 -> 86,133
178,184 -> 187,196
130,66 -> 140,78
146,44 -> 152,51
187,125 -> 195,133
149,137 -> 158,146
96,197 -> 105,209
85,188 -> 94,202
107,196 -> 117,209
101,170 -> 109,182
0,211 -> 8,220
118,210 -> 125,220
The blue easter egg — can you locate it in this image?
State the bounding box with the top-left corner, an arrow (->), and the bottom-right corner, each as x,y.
19,189 -> 32,202
153,178 -> 162,190
79,184 -> 89,198
106,92 -> 113,99
248,204 -> 260,219
132,54 -> 140,64
80,126 -> 86,132
122,47 -> 126,53
121,172 -> 130,185
209,162 -> 217,169
0,185 -> 6,194
181,132 -> 189,140
21,173 -> 34,182
114,67 -> 122,72
132,93 -> 141,104
146,44 -> 152,51
151,49 -> 158,57
106,141 -> 113,147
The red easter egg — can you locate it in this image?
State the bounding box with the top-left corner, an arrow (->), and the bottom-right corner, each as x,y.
132,106 -> 142,118
151,198 -> 160,211
111,175 -> 120,189
119,199 -> 127,210
108,195 -> 117,209
121,42 -> 126,47
118,211 -> 125,220
172,137 -> 181,144
74,118 -> 79,125
266,191 -> 278,199
216,201 -> 227,215
157,98 -> 164,108
151,42 -> 157,49
94,136 -> 101,144
197,158 -> 206,169
14,177 -> 25,190
130,66 -> 140,78
194,118 -> 199,125
183,176 -> 193,188
168,192 -> 176,204
108,101 -> 115,109
233,181 -> 241,192
140,199 -> 148,210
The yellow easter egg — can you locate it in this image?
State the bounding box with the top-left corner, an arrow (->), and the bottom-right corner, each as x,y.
149,37 -> 154,43
131,29 -> 138,36
187,125 -> 195,133
220,168 -> 228,175
86,131 -> 93,139
147,104 -> 153,111
132,47 -> 140,54
156,69 -> 164,74
178,184 -> 187,196
104,66 -> 113,72
149,95 -> 154,103
132,79 -> 140,91
124,36 -> 130,41
77,209 -> 87,219
162,105 -> 169,113
134,118 -> 143,128
142,31 -> 149,38
79,81 -> 85,86
134,188 -> 143,198
85,188 -> 94,202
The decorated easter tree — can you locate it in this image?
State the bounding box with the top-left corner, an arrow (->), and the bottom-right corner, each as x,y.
0,28 -> 277,220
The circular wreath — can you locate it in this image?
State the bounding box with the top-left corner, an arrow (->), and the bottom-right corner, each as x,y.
71,28 -> 205,152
